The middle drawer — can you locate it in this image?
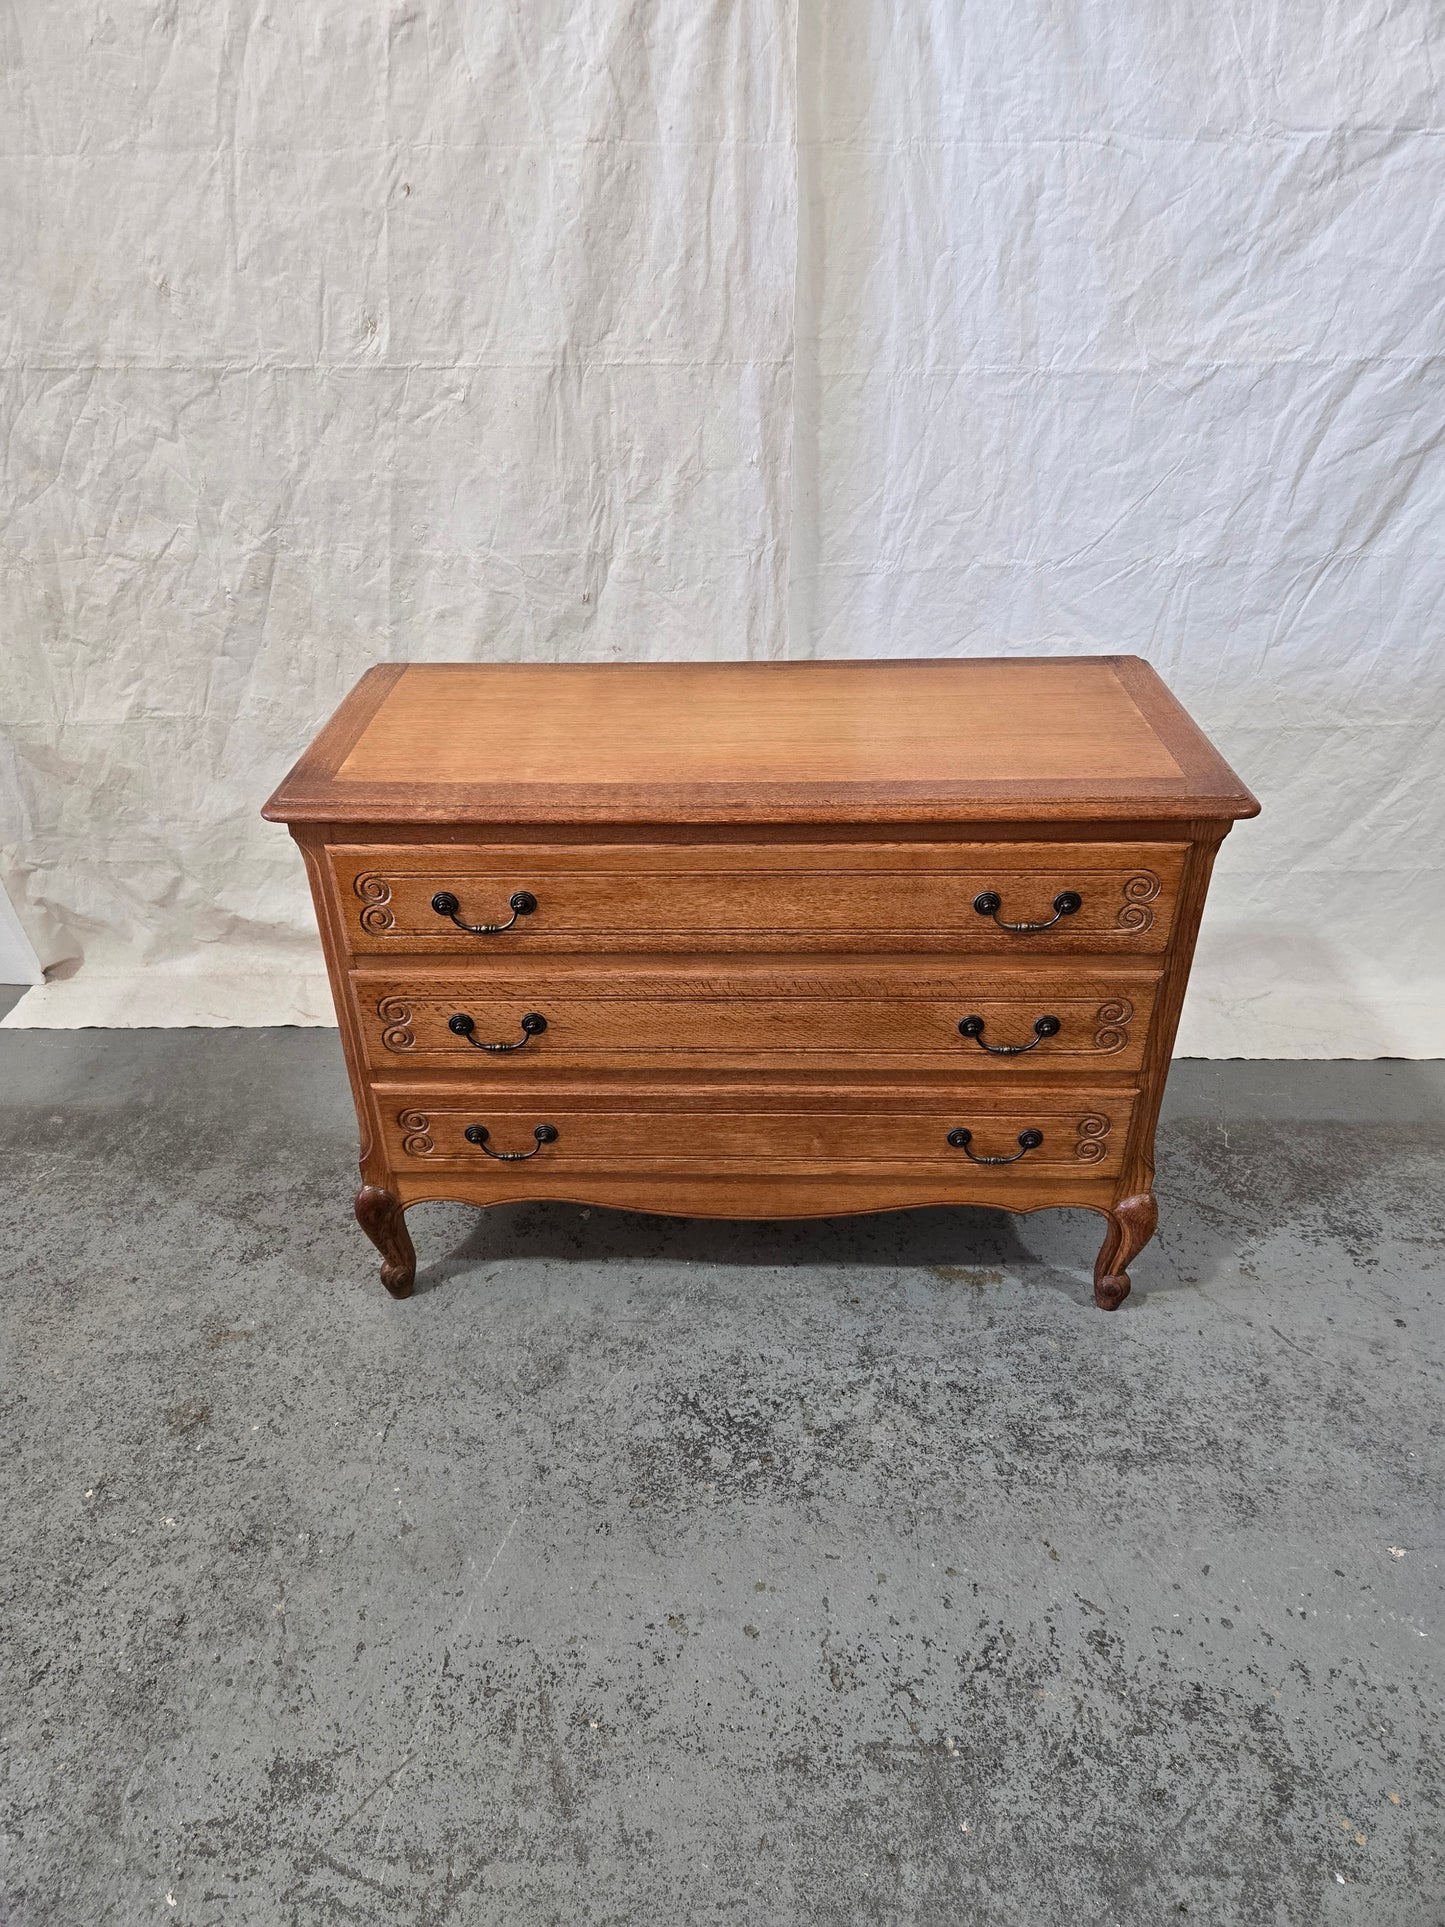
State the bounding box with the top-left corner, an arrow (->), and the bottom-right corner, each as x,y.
351,961 -> 1157,1075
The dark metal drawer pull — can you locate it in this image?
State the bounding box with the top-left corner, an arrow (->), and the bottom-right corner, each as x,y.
431,889 -> 537,935
448,1011 -> 547,1053
973,889 -> 1081,933
958,1013 -> 1061,1055
463,1122 -> 558,1160
946,1126 -> 1044,1164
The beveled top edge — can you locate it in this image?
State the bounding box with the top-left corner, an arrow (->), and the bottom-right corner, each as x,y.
261,658 -> 1261,825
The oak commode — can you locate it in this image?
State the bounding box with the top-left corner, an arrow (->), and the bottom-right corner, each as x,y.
262,658 -> 1258,1308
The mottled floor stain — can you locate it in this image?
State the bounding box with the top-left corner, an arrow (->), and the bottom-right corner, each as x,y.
1,1036 -> 1442,1926
928,1264 -> 1005,1287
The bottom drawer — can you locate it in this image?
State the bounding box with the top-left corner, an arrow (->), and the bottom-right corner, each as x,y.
376,1085 -> 1135,1180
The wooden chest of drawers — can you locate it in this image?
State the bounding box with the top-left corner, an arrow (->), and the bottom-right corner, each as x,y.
262,658 -> 1257,1308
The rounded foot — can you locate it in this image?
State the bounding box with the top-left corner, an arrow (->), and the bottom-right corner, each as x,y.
378,1259 -> 415,1301
1093,1272 -> 1131,1311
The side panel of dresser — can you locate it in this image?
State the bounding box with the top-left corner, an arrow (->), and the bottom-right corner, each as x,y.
296,826 -> 387,1178
295,824 -> 429,1298
1095,820 -> 1230,1305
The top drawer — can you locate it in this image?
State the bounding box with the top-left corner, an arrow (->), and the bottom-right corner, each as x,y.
330,842 -> 1187,955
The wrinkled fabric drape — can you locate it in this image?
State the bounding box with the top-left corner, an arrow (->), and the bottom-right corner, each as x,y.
3,2 -> 1442,1050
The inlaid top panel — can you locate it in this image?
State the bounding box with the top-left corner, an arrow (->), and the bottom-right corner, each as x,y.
262,658 -> 1258,824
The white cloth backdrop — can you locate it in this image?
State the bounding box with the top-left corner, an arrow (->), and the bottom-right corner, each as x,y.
2,1 -> 1442,1052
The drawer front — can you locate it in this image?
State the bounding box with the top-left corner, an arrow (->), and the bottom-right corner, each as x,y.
353,966 -> 1157,1074
332,842 -> 1186,955
376,1086 -> 1136,1178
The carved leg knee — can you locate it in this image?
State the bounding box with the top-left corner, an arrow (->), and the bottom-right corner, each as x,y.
1093,1192 -> 1157,1310
354,1185 -> 416,1299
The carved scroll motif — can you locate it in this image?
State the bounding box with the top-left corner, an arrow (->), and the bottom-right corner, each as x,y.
1092,999 -> 1135,1053
378,997 -> 416,1052
398,1108 -> 434,1156
353,872 -> 396,934
1073,1113 -> 1112,1162
1115,871 -> 1161,932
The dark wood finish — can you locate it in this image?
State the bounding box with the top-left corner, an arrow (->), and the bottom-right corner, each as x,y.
265,659 -> 1257,1308
1093,1193 -> 1159,1311
354,1184 -> 416,1299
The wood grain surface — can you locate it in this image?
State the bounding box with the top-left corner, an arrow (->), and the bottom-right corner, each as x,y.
350,963 -> 1156,1074
331,839 -> 1186,954
374,1083 -> 1135,1180
263,658 -> 1259,825
267,659 -> 1257,1306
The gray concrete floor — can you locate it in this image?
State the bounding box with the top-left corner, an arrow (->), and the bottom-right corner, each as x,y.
1,1028 -> 1442,1927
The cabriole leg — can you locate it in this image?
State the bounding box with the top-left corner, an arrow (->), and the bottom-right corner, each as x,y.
354,1184 -> 416,1299
1093,1192 -> 1158,1311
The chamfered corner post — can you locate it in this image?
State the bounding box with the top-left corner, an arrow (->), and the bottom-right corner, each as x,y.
1092,1192 -> 1158,1310
354,1184 -> 417,1299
